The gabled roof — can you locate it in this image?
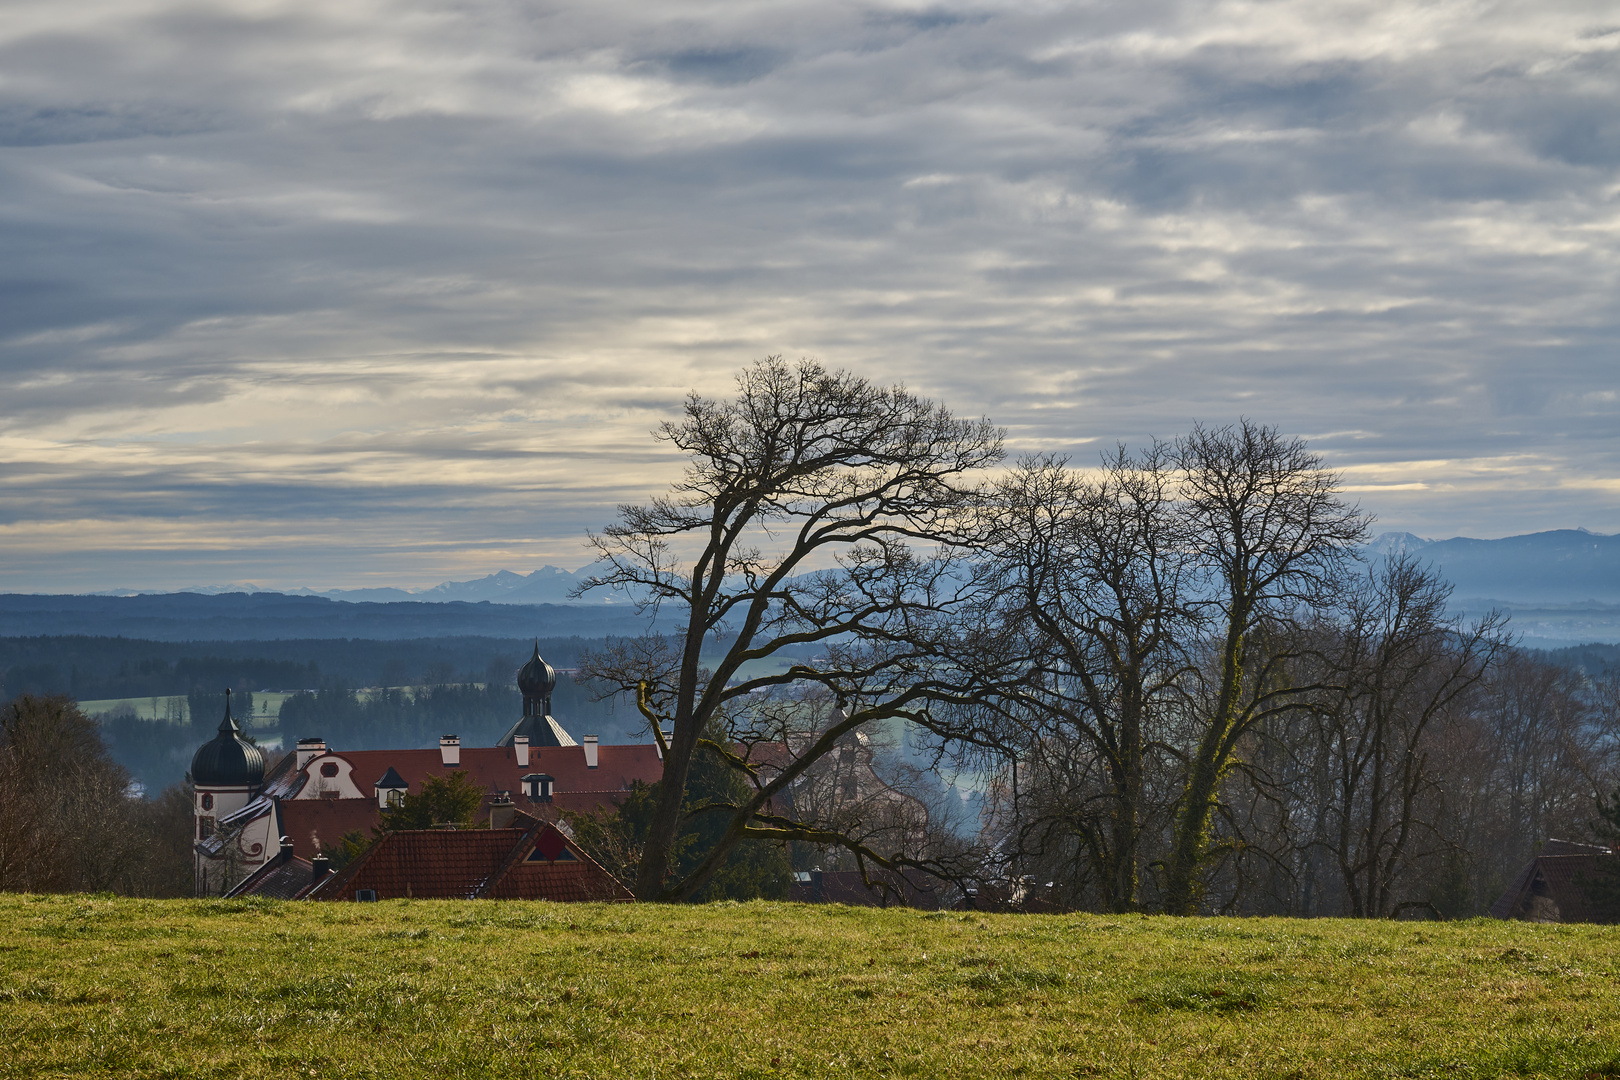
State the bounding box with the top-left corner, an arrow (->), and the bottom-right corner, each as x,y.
313,829 -> 521,900
1492,841 -> 1620,924
225,854 -> 319,900
307,817 -> 630,903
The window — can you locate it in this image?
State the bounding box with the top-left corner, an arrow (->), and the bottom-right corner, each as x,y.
200,793 -> 214,811
320,762 -> 340,777
198,819 -> 214,839
354,889 -> 378,902
386,789 -> 404,808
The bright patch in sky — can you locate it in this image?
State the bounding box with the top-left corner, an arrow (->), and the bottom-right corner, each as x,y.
2,0 -> 1617,590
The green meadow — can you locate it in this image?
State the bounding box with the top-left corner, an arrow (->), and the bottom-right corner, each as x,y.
2,895 -> 1618,1079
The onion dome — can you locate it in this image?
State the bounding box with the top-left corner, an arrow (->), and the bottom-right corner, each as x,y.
190,689 -> 266,788
517,641 -> 557,701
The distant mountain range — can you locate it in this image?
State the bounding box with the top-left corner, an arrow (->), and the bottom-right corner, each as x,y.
1363,529 -> 1620,604
7,529 -> 1611,646
84,529 -> 1620,607
92,565 -> 609,605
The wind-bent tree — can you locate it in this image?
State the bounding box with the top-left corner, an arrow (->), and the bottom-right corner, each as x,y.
578,357 -> 1002,901
972,448 -> 1195,912
1162,421 -> 1369,915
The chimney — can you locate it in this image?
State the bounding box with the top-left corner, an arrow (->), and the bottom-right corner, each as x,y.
296,737 -> 327,770
440,734 -> 460,768
278,835 -> 295,864
311,853 -> 331,886
489,791 -> 517,830
513,734 -> 529,768
583,735 -> 598,769
656,729 -> 672,760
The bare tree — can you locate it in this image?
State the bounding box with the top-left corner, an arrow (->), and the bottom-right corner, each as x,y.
1315,555 -> 1508,916
1162,421 -> 1369,915
0,695 -> 181,896
578,357 -> 1002,901
968,448 -> 1195,911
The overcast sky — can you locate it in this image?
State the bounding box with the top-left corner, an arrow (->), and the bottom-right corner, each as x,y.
3,0 -> 1617,592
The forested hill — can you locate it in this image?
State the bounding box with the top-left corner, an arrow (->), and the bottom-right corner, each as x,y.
0,592 -> 657,641
0,635 -> 615,700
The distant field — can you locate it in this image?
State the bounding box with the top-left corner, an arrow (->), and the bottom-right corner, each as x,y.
79,686 -> 467,727
2,897 -> 1617,1079
79,693 -> 295,727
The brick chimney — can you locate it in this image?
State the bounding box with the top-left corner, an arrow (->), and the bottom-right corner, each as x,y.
439,734 -> 460,768
513,734 -> 529,768
311,853 -> 331,886
583,735 -> 598,769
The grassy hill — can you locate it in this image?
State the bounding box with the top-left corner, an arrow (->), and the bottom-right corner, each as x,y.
2,896 -> 1618,1079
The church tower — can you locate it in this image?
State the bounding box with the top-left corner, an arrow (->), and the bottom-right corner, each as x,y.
496,642 -> 577,748
190,689 -> 266,893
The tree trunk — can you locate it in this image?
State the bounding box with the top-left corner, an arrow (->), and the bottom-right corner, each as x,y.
1163,613 -> 1245,915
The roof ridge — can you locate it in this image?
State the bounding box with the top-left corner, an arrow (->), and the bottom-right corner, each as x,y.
474,816 -> 549,899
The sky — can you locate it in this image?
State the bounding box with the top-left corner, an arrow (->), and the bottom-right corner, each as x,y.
2,0 -> 1618,593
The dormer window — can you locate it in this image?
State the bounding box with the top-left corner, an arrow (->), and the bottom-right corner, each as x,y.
521,773 -> 554,802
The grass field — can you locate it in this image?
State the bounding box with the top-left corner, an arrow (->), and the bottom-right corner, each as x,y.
79,693 -> 292,727
2,896 -> 1618,1079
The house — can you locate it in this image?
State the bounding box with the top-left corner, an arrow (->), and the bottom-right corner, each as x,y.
193,644 -> 665,896
1491,839 -> 1619,923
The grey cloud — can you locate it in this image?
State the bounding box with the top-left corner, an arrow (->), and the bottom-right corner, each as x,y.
2,0 -> 1619,590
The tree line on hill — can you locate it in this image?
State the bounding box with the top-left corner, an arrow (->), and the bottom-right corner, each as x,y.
0,634 -> 615,701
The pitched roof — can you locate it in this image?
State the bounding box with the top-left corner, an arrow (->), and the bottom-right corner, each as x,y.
313,828 -> 521,900
375,766 -> 407,790
498,712 -> 577,748
307,818 -> 630,902
479,819 -> 632,902
1492,843 -> 1620,924
225,854 -> 319,900
279,798 -> 391,860
313,744 -> 661,806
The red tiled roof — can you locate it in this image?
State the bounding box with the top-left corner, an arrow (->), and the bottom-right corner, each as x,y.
309,820 -> 631,903
317,828 -> 523,900
485,856 -> 630,902
327,744 -> 663,805
280,799 -> 392,860
274,744 -> 663,859
483,822 -> 631,902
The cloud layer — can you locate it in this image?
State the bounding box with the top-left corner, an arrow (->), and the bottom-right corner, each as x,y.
3,0 -> 1617,590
